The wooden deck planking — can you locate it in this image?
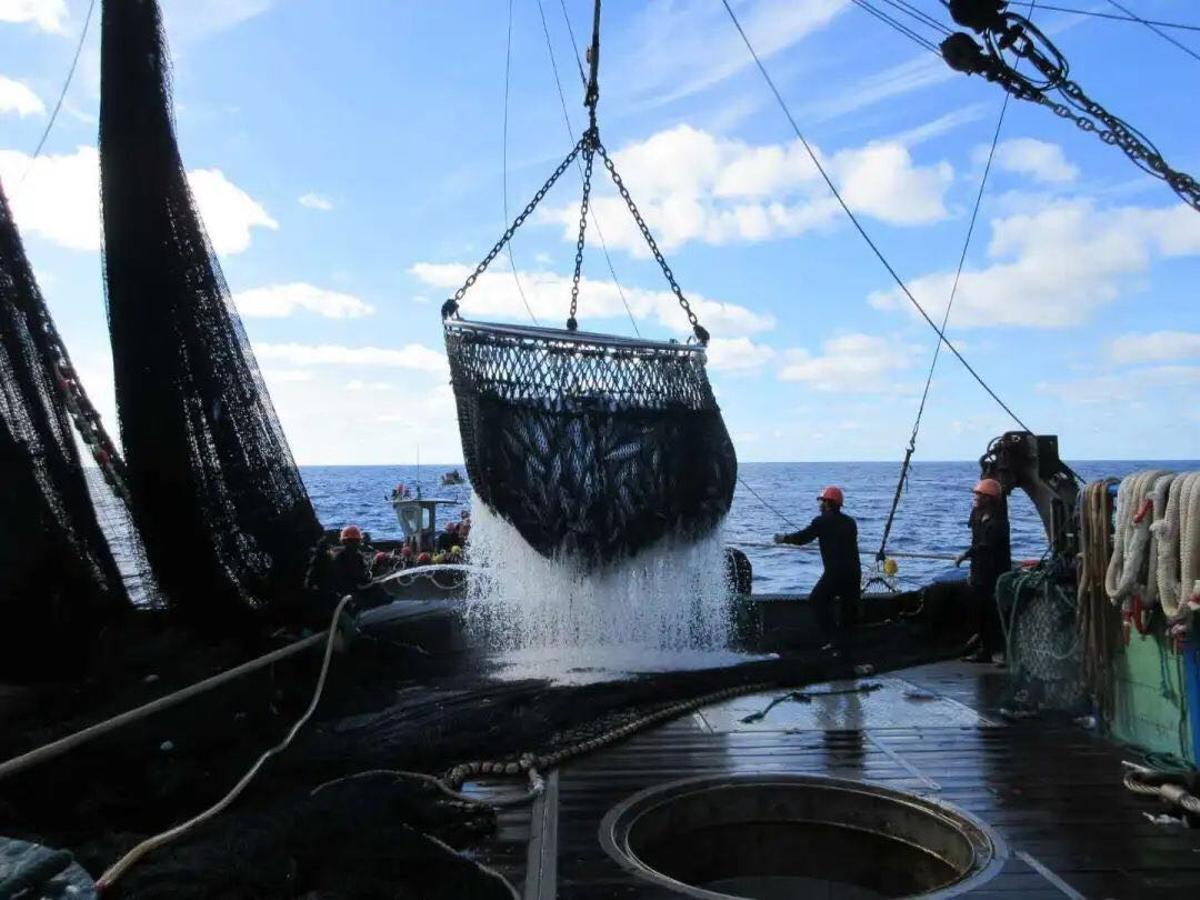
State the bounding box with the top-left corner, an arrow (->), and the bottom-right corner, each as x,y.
531,660 -> 1200,898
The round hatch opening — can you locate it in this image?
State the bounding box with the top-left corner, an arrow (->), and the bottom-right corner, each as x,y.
599,774 -> 1006,899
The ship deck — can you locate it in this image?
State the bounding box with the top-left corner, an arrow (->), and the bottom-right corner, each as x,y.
479,659 -> 1200,899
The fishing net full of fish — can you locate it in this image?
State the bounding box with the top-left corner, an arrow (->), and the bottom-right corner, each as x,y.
442,127 -> 736,568
0,180 -> 130,679
98,0 -> 321,631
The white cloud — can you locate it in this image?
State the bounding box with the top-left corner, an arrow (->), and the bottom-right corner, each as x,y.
410,262 -> 774,338
0,146 -> 276,255
835,143 -> 953,226
0,76 -> 45,117
798,54 -> 952,125
887,105 -> 990,148
0,145 -> 99,250
1109,331 -> 1200,365
981,138 -> 1078,184
870,198 -> 1200,329
0,0 -> 66,33
254,342 -> 448,375
706,337 -> 776,374
159,0 -> 274,41
186,168 -> 278,254
619,0 -> 847,109
346,380 -> 393,392
298,192 -> 334,211
262,369 -> 461,465
779,333 -> 917,392
1038,366 -> 1200,405
259,368 -> 314,384
544,125 -> 952,254
234,283 -> 373,319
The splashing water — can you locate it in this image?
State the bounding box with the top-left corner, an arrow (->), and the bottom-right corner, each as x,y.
463,495 -> 739,680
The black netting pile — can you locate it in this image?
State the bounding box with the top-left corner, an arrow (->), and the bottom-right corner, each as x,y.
99,0 -> 321,631
446,321 -> 736,566
0,181 -> 130,680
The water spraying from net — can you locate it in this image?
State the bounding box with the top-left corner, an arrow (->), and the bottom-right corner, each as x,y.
463,497 -> 753,683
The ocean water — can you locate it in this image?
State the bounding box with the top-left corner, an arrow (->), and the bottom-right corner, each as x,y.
302,459 -> 1199,595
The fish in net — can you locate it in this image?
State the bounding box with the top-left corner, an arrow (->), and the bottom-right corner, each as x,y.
98,0 -> 321,631
441,104 -> 736,568
0,180 -> 130,679
447,321 -> 735,566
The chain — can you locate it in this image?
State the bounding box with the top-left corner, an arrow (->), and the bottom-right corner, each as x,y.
595,143 -> 709,344
567,131 -> 597,331
940,14 -> 1200,212
441,138 -> 585,320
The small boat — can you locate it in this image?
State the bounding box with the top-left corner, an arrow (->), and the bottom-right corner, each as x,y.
441,469 -> 465,486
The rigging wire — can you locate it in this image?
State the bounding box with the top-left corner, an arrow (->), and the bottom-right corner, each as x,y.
503,0 -> 539,324
536,0 -> 641,336
1105,0 -> 1200,63
720,0 -> 1036,435
877,92 -> 1012,560
734,472 -> 803,532
877,0 -> 953,36
21,0 -> 97,182
849,0 -> 943,55
1001,2 -> 1200,34
558,0 -> 589,86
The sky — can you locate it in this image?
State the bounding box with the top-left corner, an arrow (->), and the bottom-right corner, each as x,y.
1,0 -> 1198,465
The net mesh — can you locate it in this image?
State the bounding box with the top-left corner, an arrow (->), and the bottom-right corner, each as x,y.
998,568 -> 1087,714
0,180 -> 130,679
98,0 -> 321,630
446,321 -> 736,567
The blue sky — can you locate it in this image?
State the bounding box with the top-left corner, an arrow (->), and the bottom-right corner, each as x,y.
1,0 -> 1198,464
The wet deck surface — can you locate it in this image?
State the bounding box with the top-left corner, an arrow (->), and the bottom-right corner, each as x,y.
499,659 -> 1200,899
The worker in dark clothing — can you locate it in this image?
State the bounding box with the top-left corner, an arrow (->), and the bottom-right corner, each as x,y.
774,486 -> 862,653
328,523 -> 371,598
955,478 -> 1012,665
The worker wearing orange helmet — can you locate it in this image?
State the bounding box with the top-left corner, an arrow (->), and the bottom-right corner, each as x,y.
956,478 -> 1012,664
774,486 -> 861,654
327,523 -> 370,597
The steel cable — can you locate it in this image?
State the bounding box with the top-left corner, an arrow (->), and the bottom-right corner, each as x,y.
536,0 -> 641,336
503,0 -> 539,324
720,0 -> 1037,435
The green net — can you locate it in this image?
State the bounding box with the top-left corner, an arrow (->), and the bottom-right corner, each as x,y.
997,568 -> 1087,715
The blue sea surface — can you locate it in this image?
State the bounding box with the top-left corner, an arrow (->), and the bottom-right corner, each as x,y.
301,460 -> 1198,595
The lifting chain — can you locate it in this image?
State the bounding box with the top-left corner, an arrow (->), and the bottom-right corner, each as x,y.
597,144 -> 709,344
441,139 -> 585,321
940,6 -> 1200,212
567,129 -> 597,332
443,0 -> 709,343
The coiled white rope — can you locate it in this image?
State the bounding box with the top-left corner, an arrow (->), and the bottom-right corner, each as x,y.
1152,471 -> 1200,625
1106,469 -> 1173,605
1145,473 -> 1176,606
1122,761 -> 1200,818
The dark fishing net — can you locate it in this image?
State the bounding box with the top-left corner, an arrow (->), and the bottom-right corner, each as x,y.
0,181 -> 130,680
98,0 -> 321,630
446,321 -> 736,566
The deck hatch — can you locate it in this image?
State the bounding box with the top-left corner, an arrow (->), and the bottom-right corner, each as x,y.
599,774 -> 1006,899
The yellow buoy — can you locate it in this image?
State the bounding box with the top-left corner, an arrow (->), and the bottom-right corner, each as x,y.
883,557 -> 898,577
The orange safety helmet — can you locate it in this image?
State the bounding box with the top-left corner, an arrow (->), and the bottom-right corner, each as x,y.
817,486 -> 844,506
972,478 -> 1002,498
339,524 -> 363,543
